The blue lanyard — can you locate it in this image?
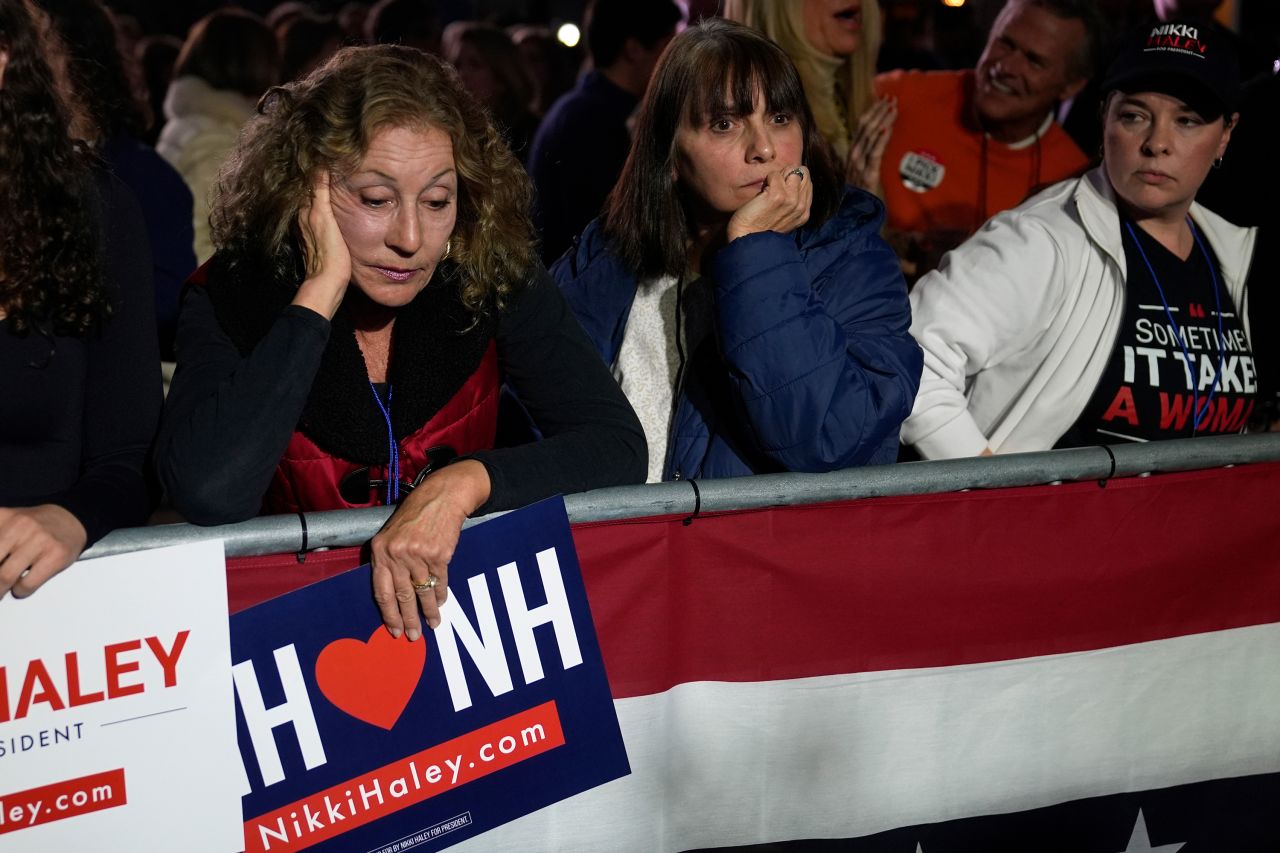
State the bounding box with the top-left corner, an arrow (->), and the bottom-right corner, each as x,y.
1123,218 -> 1226,432
368,381 -> 400,504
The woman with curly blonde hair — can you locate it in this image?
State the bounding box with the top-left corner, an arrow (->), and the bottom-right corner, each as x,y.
723,0 -> 898,196
157,45 -> 643,639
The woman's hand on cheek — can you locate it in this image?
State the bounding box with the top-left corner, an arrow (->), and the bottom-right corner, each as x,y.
292,171 -> 352,321
0,505 -> 88,600
369,460 -> 492,641
726,165 -> 813,243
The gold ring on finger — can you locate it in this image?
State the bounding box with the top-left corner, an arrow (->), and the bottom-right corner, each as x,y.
412,574 -> 438,592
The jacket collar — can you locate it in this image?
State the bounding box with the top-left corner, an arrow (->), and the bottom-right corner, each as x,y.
163,76 -> 257,125
556,217 -> 636,367
1074,164 -> 1257,300
1074,166 -> 1127,271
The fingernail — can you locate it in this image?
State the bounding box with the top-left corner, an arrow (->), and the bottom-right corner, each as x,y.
428,616 -> 441,630
406,627 -> 421,642
388,626 -> 402,639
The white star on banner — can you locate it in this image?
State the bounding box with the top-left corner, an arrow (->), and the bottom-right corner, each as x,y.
1119,809 -> 1185,853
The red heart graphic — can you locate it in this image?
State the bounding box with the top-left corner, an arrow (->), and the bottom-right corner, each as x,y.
315,627 -> 427,730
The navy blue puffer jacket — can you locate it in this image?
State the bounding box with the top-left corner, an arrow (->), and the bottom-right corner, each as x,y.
553,188 -> 922,480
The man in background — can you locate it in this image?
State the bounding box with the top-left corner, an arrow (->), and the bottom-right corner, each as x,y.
528,0 -> 681,265
876,0 -> 1101,281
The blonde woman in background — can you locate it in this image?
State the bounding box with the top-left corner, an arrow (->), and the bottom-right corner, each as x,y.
723,0 -> 897,197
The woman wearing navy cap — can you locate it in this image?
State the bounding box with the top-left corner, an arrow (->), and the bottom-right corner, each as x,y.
902,19 -> 1258,458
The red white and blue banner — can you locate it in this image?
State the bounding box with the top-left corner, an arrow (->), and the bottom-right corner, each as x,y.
229,461 -> 1280,851
0,541 -> 240,853
231,497 -> 628,853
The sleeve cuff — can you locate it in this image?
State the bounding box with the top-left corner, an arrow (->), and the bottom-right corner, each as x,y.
710,230 -> 798,293
907,413 -> 991,460
279,303 -> 333,336
48,495 -> 110,549
456,452 -> 504,517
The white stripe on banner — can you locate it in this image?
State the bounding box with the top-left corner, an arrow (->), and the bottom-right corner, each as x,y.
454,622 -> 1280,852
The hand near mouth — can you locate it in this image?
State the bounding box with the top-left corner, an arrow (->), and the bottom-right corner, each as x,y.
293,171 -> 353,321
727,164 -> 813,243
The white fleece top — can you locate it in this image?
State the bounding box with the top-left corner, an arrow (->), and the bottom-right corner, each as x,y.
903,166 -> 1256,458
612,274 -> 713,482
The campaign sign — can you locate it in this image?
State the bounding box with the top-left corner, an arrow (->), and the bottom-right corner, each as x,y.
232,497 -> 629,853
0,540 -> 240,852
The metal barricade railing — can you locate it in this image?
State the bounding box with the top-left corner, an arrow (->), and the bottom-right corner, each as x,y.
83,433 -> 1280,560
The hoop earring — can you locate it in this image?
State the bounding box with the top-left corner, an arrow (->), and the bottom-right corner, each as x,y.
1212,157 -> 1224,169
442,238 -> 453,260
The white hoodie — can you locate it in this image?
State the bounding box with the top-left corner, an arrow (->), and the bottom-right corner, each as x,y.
156,76 -> 256,264
903,166 -> 1256,458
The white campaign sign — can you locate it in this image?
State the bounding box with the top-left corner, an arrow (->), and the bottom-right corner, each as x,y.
0,540 -> 240,852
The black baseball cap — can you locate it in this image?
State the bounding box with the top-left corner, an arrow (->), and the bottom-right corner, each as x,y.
1101,19 -> 1241,120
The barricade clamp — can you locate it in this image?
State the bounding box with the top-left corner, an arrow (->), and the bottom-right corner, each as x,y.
1098,445 -> 1117,489
682,479 -> 702,526
295,510 -> 309,562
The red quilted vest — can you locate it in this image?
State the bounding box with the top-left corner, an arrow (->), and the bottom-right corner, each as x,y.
262,340 -> 501,514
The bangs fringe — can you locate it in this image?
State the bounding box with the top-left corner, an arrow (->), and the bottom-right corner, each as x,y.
681,35 -> 808,126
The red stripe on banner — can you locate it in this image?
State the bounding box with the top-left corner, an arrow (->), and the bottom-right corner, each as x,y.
229,547 -> 364,614
0,768 -> 127,834
242,701 -> 564,853
575,462 -> 1280,698
225,463 -> 1280,700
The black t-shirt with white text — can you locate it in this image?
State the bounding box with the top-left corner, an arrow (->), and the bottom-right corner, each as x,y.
1058,216 -> 1256,447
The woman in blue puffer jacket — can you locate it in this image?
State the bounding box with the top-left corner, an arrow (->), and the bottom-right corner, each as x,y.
552,17 -> 921,482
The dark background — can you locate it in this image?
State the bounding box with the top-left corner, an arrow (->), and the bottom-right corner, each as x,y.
98,0 -> 1280,69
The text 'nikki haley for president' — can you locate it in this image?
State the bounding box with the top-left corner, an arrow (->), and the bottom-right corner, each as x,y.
231,497 -> 629,853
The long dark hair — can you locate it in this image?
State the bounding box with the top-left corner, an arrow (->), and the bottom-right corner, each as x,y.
0,0 -> 108,336
34,0 -> 151,140
604,17 -> 841,280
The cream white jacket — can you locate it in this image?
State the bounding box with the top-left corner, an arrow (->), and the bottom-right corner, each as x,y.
156,76 -> 256,264
902,166 -> 1256,458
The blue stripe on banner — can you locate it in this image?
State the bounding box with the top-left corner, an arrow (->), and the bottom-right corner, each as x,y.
694,772 -> 1280,852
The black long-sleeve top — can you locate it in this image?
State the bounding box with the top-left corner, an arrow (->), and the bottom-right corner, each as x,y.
0,173 -> 162,545
155,265 -> 646,525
